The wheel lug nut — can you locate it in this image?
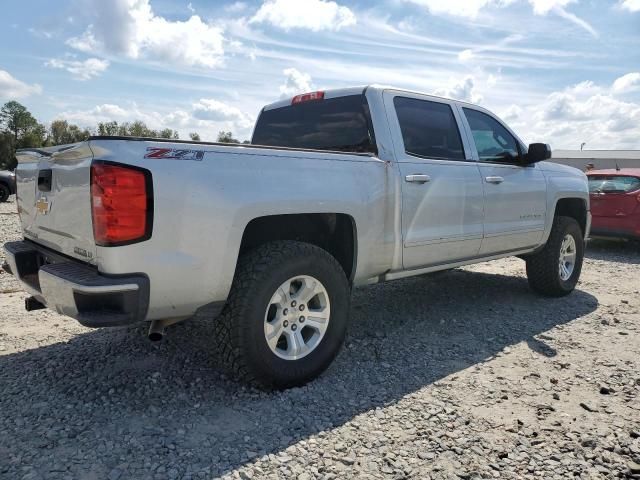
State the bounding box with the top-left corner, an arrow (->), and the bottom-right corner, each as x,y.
299,316 -> 305,323
283,308 -> 289,315
291,301 -> 297,308
283,320 -> 289,327
299,304 -> 305,311
291,324 -> 297,331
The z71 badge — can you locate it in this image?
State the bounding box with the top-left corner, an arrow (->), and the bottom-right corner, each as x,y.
144,147 -> 205,161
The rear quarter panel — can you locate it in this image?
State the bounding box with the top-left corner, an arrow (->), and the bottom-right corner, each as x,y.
89,140 -> 394,321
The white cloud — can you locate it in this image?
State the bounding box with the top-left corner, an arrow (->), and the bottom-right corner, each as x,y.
404,0 -> 500,18
507,76 -> 640,149
551,6 -> 598,37
62,104 -> 136,125
527,0 -> 574,15
501,104 -> 523,122
28,27 -> 53,39
435,76 -> 483,104
405,0 -> 596,36
61,99 -> 255,140
45,57 -> 110,80
251,0 -> 356,31
279,68 -> 313,98
0,70 -> 42,99
66,0 -> 225,68
458,49 -> 475,62
487,72 -> 500,87
619,0 -> 640,12
226,1 -> 249,12
406,0 -> 574,17
612,72 -> 640,93
192,98 -> 254,130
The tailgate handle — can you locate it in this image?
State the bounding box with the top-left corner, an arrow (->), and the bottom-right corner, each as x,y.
38,169 -> 52,192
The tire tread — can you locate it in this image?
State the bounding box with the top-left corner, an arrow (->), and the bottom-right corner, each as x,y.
526,216 -> 583,297
212,241 -> 348,389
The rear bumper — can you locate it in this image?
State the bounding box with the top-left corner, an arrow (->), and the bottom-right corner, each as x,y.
2,240 -> 149,327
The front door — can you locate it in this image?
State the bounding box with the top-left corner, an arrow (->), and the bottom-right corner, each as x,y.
459,107 -> 547,255
384,92 -> 485,269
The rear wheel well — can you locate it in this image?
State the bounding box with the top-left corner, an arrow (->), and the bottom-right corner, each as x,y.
239,213 -> 357,283
554,198 -> 587,236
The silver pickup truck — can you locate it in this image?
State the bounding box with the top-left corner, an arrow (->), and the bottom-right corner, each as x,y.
3,86 -> 590,388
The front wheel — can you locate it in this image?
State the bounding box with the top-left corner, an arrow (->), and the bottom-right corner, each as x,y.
526,216 -> 584,297
213,241 -> 351,389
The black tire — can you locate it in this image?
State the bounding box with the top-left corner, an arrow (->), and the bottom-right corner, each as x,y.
0,184 -> 9,203
213,241 -> 351,389
526,216 -> 584,297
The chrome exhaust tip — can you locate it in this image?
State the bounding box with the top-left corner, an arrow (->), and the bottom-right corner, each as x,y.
148,321 -> 165,341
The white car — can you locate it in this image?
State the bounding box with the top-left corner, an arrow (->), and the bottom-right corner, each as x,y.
3,85 -> 590,388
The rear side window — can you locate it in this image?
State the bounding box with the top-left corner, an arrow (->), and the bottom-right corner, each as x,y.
463,108 -> 520,163
588,175 -> 640,193
393,97 -> 465,160
251,95 -> 375,153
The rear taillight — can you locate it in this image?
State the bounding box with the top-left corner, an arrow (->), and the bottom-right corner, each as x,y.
91,162 -> 153,246
291,91 -> 325,105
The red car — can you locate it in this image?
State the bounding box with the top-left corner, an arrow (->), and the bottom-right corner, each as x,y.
587,168 -> 640,240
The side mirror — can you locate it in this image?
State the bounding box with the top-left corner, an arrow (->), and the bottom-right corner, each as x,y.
525,143 -> 552,164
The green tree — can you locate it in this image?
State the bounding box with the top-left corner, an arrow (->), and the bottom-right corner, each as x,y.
97,120 -> 179,139
189,132 -> 201,141
0,101 -> 38,141
19,123 -> 47,149
0,133 -> 16,170
97,121 -> 120,136
217,131 -> 239,143
0,101 -> 46,170
158,128 -> 179,139
48,120 -> 90,146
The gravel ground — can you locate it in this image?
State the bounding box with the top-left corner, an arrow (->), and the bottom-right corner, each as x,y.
1,196 -> 639,480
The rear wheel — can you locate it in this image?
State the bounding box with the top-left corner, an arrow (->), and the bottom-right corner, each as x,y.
0,184 -> 9,203
526,216 -> 584,297
213,241 -> 350,389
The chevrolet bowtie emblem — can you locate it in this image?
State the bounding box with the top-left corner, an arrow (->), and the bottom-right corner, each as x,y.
36,197 -> 51,215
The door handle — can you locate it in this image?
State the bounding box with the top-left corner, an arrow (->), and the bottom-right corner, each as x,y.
485,176 -> 504,184
405,174 -> 431,184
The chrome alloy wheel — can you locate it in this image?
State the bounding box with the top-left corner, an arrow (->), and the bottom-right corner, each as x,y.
264,275 -> 331,361
559,234 -> 577,281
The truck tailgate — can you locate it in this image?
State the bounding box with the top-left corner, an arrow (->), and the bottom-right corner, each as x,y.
15,143 -> 97,263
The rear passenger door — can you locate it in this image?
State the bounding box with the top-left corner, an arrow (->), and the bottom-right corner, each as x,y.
459,107 -> 547,255
383,91 -> 485,270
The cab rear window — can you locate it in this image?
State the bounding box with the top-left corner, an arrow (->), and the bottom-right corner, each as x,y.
251,95 -> 375,153
588,175 -> 640,193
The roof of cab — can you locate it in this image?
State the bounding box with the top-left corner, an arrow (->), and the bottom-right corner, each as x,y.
262,86 -> 369,111
260,84 -> 492,113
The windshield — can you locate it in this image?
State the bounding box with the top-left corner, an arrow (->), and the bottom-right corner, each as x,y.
588,175 -> 640,193
251,94 -> 375,153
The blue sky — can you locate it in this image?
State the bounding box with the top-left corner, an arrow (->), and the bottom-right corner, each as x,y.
1,0 -> 639,148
